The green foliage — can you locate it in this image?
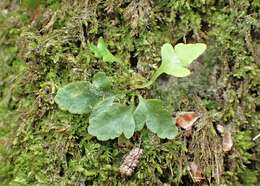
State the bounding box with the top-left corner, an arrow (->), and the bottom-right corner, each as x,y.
55,72 -> 178,140
56,39 -> 193,141
238,169 -> 258,186
89,37 -> 121,63
54,81 -> 103,114
54,72 -> 112,114
1,0 -> 259,185
137,43 -> 206,88
92,72 -> 112,90
88,98 -> 135,140
21,0 -> 44,9
134,96 -> 177,139
235,131 -> 255,163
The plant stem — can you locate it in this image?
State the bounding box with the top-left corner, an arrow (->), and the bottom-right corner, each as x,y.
134,69 -> 162,89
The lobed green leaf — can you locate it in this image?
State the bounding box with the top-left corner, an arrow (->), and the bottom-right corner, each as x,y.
88,102 -> 135,141
174,43 -> 207,66
134,96 -> 177,139
90,37 -> 121,63
137,42 -> 207,88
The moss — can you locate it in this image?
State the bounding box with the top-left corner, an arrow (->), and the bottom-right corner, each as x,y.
0,0 -> 259,185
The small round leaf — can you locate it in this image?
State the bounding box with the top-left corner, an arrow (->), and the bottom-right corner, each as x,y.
54,81 -> 100,114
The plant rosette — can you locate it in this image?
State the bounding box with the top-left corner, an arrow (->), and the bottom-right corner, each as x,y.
55,38 -> 207,141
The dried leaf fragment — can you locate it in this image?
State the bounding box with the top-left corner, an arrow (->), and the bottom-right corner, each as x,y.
214,155 -> 222,185
0,139 -> 8,145
176,112 -> 200,130
223,129 -> 233,152
119,147 -> 143,176
41,13 -> 56,32
188,162 -> 204,183
216,124 -> 225,134
56,127 -> 69,133
31,6 -> 41,21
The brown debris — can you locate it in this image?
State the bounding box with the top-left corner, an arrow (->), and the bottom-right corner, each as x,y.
56,127 -> 69,133
188,162 -> 204,183
214,153 -> 222,185
0,139 -> 8,145
176,112 -> 200,130
216,124 -> 225,134
189,114 -> 224,184
31,6 -> 41,21
123,0 -> 152,35
253,133 -> 260,141
216,125 -> 233,152
119,147 -> 143,176
222,129 -> 233,152
40,13 -> 56,32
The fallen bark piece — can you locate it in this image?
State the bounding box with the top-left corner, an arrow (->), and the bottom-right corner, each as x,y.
119,147 -> 143,176
176,112 -> 200,130
223,129 -> 233,152
188,162 -> 204,183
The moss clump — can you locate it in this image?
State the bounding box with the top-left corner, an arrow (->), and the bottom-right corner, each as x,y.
0,0 -> 259,185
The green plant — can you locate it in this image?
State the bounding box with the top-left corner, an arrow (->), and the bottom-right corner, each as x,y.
55,38 -> 206,141
89,37 -> 121,63
88,97 -> 135,140
137,43 -> 206,88
54,72 -> 112,114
